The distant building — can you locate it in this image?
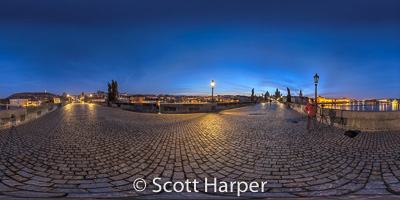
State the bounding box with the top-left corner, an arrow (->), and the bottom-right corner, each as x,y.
7,92 -> 56,101
53,97 -> 61,104
29,99 -> 39,106
317,96 -> 351,104
291,96 -> 309,105
130,95 -> 145,103
0,98 -> 9,104
275,89 -> 281,99
9,99 -> 29,107
91,97 -> 106,103
97,90 -> 107,98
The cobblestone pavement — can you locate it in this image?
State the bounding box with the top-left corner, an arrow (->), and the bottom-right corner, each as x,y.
0,102 -> 400,198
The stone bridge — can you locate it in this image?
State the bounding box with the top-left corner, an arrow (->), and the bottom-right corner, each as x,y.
0,102 -> 399,198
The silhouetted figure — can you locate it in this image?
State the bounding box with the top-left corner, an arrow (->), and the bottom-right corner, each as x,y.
107,82 -> 112,103
305,99 -> 317,130
251,88 -> 255,103
156,98 -> 161,114
269,99 -> 272,106
286,87 -> 291,103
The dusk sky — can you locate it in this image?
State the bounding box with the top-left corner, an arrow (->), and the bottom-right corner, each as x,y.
0,0 -> 399,99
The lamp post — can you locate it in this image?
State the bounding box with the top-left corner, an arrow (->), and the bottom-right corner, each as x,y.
211,80 -> 215,103
314,73 -> 319,107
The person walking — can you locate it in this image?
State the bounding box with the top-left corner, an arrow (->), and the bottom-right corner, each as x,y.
305,99 -> 317,130
156,98 -> 161,114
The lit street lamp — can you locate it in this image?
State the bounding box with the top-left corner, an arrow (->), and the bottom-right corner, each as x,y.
211,80 -> 215,103
314,73 -> 319,107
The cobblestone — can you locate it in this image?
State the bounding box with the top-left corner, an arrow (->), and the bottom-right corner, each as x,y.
0,102 -> 400,198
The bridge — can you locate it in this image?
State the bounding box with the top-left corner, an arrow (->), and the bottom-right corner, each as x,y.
0,102 -> 399,198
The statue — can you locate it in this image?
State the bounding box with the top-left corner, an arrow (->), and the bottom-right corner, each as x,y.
299,90 -> 303,97
107,82 -> 112,102
265,91 -> 270,101
251,88 -> 255,103
107,80 -> 120,103
287,87 -> 291,103
114,81 -> 119,97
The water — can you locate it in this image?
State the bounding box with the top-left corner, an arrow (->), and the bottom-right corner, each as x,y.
322,103 -> 399,112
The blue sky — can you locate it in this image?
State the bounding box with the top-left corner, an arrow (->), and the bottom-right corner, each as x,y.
0,0 -> 399,99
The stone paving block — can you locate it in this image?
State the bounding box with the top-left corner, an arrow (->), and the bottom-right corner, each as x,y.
77,183 -> 113,189
24,180 -> 54,187
0,183 -> 18,192
2,191 -> 67,198
295,189 -> 351,197
354,188 -> 392,195
388,183 -> 400,194
365,181 -> 386,189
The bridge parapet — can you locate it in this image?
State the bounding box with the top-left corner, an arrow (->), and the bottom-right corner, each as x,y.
103,102 -> 253,114
286,102 -> 400,131
0,103 -> 64,128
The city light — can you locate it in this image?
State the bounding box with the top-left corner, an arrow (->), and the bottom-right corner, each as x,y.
314,73 -> 319,84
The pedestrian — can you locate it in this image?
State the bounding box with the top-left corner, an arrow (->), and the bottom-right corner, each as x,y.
156,98 -> 161,114
269,99 -> 272,106
305,99 -> 317,130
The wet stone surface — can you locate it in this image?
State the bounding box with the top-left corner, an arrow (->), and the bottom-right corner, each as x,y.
0,102 -> 399,198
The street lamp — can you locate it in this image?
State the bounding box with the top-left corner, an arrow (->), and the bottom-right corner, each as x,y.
211,80 -> 215,103
314,73 -> 319,106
